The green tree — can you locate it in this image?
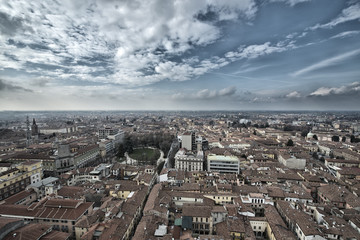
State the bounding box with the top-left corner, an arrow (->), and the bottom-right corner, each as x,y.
301,130 -> 309,137
124,135 -> 134,154
117,143 -> 126,158
284,125 -> 294,131
286,139 -> 294,147
349,135 -> 360,143
332,136 -> 340,142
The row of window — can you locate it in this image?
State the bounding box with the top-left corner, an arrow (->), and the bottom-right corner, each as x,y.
251,198 -> 264,203
193,223 -> 209,229
194,217 -> 209,223
1,181 -> 27,193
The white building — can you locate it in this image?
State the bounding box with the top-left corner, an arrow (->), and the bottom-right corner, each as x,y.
67,163 -> 112,185
207,154 -> 239,174
98,127 -> 122,139
278,153 -> 306,170
99,139 -> 115,155
240,193 -> 274,207
27,177 -> 60,198
107,131 -> 124,146
181,131 -> 195,151
40,125 -> 77,134
175,149 -> 204,171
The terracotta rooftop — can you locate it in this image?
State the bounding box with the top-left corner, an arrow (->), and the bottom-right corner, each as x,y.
3,189 -> 36,205
265,205 -> 296,239
57,186 -> 88,199
0,217 -> 22,230
143,183 -> 161,213
44,199 -> 81,208
40,230 -> 71,240
0,199 -> 93,221
3,223 -> 51,240
318,184 -> 351,203
182,204 -> 212,217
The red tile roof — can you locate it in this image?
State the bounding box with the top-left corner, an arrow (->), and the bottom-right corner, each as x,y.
0,199 -> 93,221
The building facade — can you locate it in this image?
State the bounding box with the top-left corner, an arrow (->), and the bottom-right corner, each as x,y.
0,161 -> 42,200
181,131 -> 196,151
207,154 -> 239,174
175,149 -> 204,172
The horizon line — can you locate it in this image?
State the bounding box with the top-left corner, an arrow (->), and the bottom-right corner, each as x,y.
1,109 -> 360,113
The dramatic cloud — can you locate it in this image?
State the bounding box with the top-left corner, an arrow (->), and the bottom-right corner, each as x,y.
0,0 -> 257,87
0,12 -> 32,36
309,3 -> 360,30
0,79 -> 32,93
0,0 -> 359,110
225,40 -> 296,61
172,86 -> 237,100
291,49 -> 360,77
286,91 -> 301,98
219,86 -> 237,96
330,31 -> 360,39
269,0 -> 311,7
309,82 -> 360,97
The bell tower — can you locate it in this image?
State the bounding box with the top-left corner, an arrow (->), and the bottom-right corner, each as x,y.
32,118 -> 39,135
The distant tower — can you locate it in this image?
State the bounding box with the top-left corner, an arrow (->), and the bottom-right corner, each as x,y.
32,118 -> 39,135
26,116 -> 31,146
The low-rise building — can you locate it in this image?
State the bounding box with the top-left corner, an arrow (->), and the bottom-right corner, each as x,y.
175,148 -> 204,172
182,204 -> 213,235
0,161 -> 42,201
74,144 -> 100,168
207,154 -> 239,174
26,177 -> 60,198
0,198 -> 93,237
278,152 -> 306,170
318,185 -> 352,209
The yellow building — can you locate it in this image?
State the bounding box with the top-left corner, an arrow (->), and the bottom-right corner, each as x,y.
204,194 -> 236,205
108,181 -> 141,199
0,160 -> 42,200
182,205 -> 213,235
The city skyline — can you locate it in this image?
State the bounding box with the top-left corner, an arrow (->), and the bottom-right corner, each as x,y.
1,0 -> 360,111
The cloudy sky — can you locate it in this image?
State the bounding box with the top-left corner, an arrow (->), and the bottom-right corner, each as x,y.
0,0 -> 360,111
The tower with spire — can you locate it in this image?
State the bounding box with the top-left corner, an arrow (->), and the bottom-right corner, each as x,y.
32,118 -> 39,136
